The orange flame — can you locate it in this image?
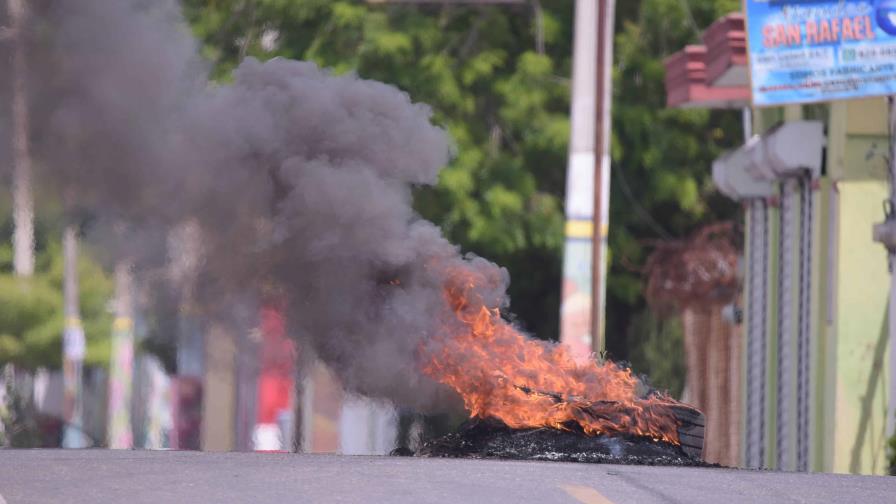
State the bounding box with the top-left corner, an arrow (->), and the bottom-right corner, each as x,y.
422,269 -> 682,444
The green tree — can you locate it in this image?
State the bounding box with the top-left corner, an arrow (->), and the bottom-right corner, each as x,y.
181,0 -> 744,366
0,209 -> 114,370
627,311 -> 685,396
606,0 -> 742,361
183,0 -> 573,340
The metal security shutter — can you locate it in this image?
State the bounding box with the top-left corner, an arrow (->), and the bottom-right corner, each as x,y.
745,199 -> 769,468
796,177 -> 814,472
775,175 -> 815,472
776,179 -> 796,471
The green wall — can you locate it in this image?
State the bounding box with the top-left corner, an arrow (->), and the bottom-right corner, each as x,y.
831,180 -> 890,475
829,98 -> 890,475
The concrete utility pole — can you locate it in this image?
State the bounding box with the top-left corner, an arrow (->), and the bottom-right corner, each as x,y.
61,225 -> 88,448
7,0 -> 34,277
560,0 -> 615,357
107,261 -> 135,449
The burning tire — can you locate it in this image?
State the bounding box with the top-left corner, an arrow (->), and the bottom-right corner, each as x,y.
416,404 -> 707,467
668,404 -> 705,460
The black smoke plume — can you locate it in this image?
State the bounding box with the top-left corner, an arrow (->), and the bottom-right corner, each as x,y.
2,0 -> 511,411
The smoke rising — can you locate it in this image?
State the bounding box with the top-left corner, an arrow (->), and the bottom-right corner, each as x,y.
2,0 -> 512,411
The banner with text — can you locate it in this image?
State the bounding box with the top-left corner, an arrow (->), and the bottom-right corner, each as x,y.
745,0 -> 896,105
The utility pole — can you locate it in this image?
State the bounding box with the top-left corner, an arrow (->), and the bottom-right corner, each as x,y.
7,0 -> 34,277
2,0 -> 35,445
61,225 -> 88,448
107,261 -> 135,449
560,0 -> 615,357
590,0 -> 615,352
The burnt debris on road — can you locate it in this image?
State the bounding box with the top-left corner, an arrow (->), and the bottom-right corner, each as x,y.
415,417 -> 709,467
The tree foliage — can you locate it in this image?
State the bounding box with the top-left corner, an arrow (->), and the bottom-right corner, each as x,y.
606,0 -> 742,360
181,0 -> 744,367
0,210 -> 114,370
183,0 -> 572,340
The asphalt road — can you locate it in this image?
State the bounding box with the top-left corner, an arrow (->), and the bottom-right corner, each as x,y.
0,450 -> 893,504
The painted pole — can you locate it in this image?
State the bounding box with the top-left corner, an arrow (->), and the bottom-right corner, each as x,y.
61,225 -> 88,448
107,262 -> 135,449
560,0 -> 615,358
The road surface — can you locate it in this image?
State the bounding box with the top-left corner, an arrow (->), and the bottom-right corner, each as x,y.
0,450 -> 893,503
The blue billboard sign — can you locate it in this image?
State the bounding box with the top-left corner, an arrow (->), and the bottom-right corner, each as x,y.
745,0 -> 896,106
